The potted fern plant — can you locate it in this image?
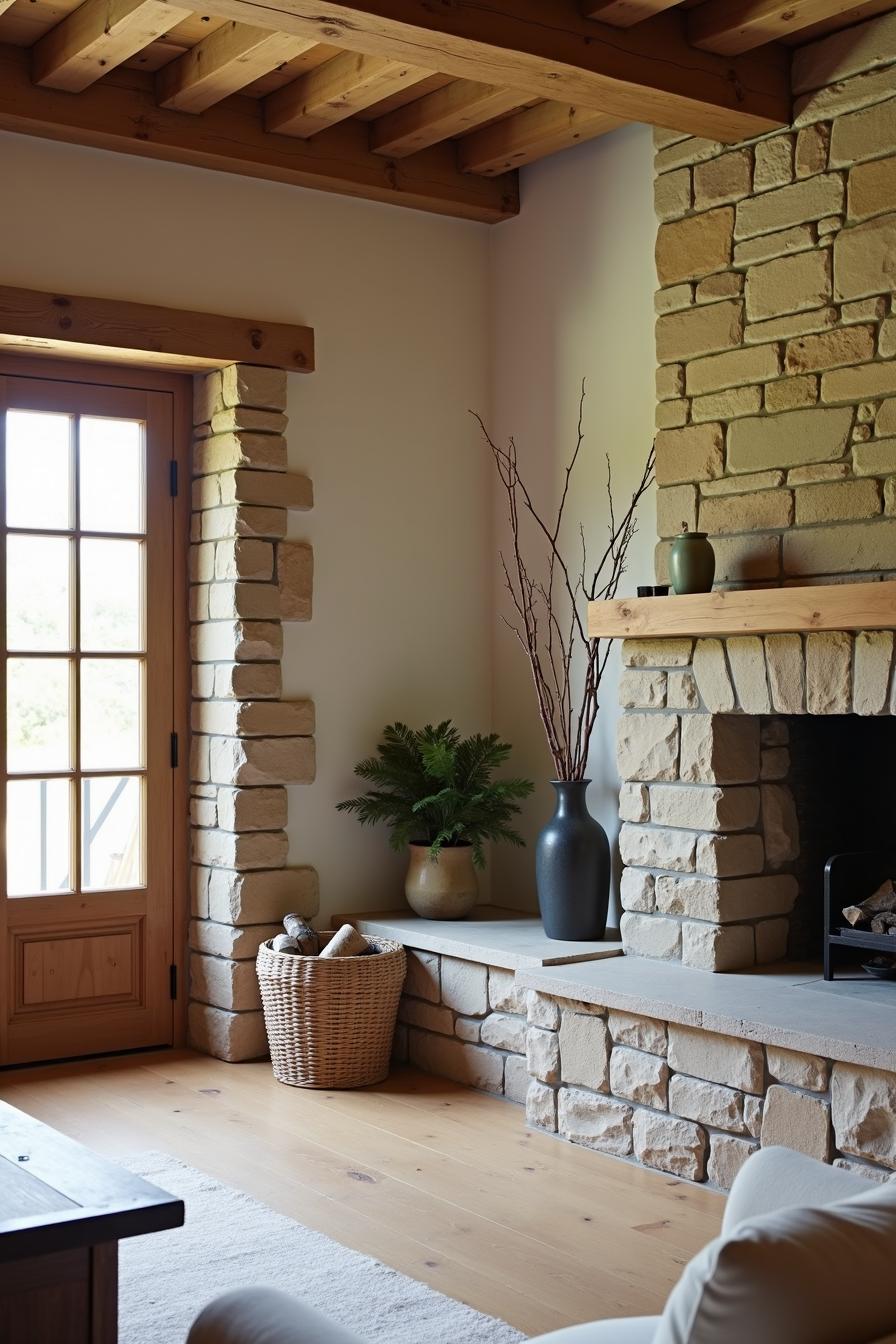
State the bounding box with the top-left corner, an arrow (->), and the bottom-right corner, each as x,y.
337,721 -> 533,919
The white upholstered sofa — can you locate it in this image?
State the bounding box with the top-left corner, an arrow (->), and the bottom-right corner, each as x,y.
187,1146 -> 896,1344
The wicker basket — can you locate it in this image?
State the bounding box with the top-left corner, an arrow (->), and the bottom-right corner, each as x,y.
256,932 -> 406,1089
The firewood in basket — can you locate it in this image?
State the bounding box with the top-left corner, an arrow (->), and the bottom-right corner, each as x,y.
870,911 -> 896,934
842,878 -> 896,927
283,914 -> 319,954
319,924 -> 369,959
272,933 -> 301,954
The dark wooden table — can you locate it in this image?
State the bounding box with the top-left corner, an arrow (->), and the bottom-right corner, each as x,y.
0,1099 -> 184,1343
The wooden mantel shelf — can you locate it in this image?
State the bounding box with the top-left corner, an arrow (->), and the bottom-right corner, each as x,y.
588,580 -> 896,640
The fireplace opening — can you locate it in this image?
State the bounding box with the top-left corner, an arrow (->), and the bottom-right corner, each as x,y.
784,716 -> 896,965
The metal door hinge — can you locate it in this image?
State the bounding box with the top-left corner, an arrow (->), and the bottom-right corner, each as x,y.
170,731 -> 179,768
169,964 -> 178,1000
169,460 -> 179,497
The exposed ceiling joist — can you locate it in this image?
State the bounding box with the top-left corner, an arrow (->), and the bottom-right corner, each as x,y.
688,0 -> 865,52
156,22 -> 317,111
32,0 -> 192,91
265,48 -> 432,136
458,100 -> 625,175
584,0 -> 683,27
370,79 -> 526,157
0,42 -> 517,222
180,0 -> 790,141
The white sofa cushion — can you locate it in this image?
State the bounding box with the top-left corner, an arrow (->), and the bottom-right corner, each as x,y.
654,1158 -> 896,1344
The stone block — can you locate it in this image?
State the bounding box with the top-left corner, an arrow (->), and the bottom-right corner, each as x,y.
735,174 -> 844,239
853,438 -> 896,477
767,1045 -> 829,1091
832,1062 -> 896,1169
209,736 -> 315,786
191,827 -> 288,872
190,951 -> 260,1011
488,967 -> 528,1014
480,1012 -> 527,1053
807,631 -> 852,713
746,250 -> 831,322
503,1054 -> 529,1104
761,783 -> 800,865
699,489 -> 794,536
761,1085 -> 831,1161
695,271 -> 744,302
765,375 -> 818,412
399,997 -> 454,1034
725,637 -> 772,714
679,713 -> 760,785
408,1031 -> 503,1094
692,640 -> 736,713
619,824 -> 696,871
194,433 -> 287,477
188,1002 -> 267,1062
223,469 -> 312,510
755,917 -> 789,963
190,542 -> 215,583
849,154 -> 896,222
210,407 -> 288,436
558,1088 -> 634,1156
633,1110 -> 706,1180
745,306 -> 838,344
727,407 -> 853,473
655,136 -> 723,173
667,670 -> 700,709
206,866 -> 318,926
622,639 -> 694,668
221,364 -> 287,412
619,783 -> 650,824
559,1011 -> 610,1092
760,746 -> 790,780
668,1024 -> 764,1093
188,919 -> 280,960
744,1095 -> 763,1137
278,541 -> 313,621
616,713 -> 680,783
833,211 -> 896,301
194,370 -> 222,427
607,1010 -> 667,1055
405,950 -> 440,1003
214,538 -> 275,582
822,360 -> 896,402
694,150 -> 752,208
733,223 -> 814,266
213,663 -> 282,700
610,1045 -> 668,1109
785,325 -> 876,376
656,398 -> 689,429
831,93 -> 896,167
657,485 -> 698,539
785,519 -> 896,576
620,911 -> 682,961
669,1074 -> 746,1132
655,301 -> 744,363
765,634 -> 805,713
655,423 -> 724,486
650,784 -> 760,833
657,873 -> 796,922
191,620 -> 282,664
527,1027 -> 560,1085
526,1080 -> 558,1131
657,364 -> 686,400
795,122 -> 830,178
440,957 -> 488,1015
655,207 -> 734,285
793,10 -> 896,93
708,1136 -> 757,1190
788,462 -> 849,485
202,504 -> 287,542
880,400 -> 896,435
854,631 -> 895,714
690,386 -> 763,423
833,1158 -> 893,1183
528,992 -> 561,1031
753,135 -> 793,192
687,342 -> 780,398
882,318 -> 896,359
193,700 -> 314,738
620,868 -> 656,913
207,581 -> 280,621
695,832 -> 765,877
655,167 -> 692,221
681,920 -> 756,971
619,670 -> 667,708
454,1016 -> 481,1043
795,479 -> 881,525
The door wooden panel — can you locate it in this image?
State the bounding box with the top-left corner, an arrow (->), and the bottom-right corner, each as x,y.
0,362 -> 186,1064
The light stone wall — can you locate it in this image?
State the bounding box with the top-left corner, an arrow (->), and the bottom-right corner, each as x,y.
188,364 -> 318,1061
654,11 -> 896,588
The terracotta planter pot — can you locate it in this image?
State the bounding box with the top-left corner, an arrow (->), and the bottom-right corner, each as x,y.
405,844 -> 478,920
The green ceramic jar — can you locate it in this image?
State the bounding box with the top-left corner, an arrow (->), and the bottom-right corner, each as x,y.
669,524 -> 716,595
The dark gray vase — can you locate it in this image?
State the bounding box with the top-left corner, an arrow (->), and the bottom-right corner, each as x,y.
535,780 -> 610,941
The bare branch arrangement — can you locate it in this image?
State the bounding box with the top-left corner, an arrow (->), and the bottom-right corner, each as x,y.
474,385 -> 655,782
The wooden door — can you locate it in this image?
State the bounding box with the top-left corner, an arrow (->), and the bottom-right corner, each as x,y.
0,367 -> 183,1064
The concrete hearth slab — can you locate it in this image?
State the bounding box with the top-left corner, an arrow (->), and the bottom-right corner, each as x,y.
336,906 -> 624,971
517,956 -> 896,1073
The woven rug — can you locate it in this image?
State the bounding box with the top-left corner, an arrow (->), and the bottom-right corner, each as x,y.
121,1152 -> 525,1344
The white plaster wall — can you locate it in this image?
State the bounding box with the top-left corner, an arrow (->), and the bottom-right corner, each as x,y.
0,132 -> 493,922
488,124 -> 658,918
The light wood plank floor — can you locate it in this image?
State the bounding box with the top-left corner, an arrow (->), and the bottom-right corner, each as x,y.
0,1051 -> 723,1336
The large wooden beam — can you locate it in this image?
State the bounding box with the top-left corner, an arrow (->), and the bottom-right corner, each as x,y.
182,0 -> 791,141
156,23 -> 317,112
265,49 -> 432,137
371,79 -> 526,157
688,0 -> 860,53
33,0 -> 192,92
0,283 -> 315,372
0,0 -> 18,14
458,101 -> 625,175
0,43 -> 517,223
584,0 -> 682,28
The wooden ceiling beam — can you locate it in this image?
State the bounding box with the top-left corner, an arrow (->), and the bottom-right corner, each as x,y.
458,101 -> 625,175
156,22 -> 318,112
33,0 -> 192,92
583,0 -> 683,28
0,42 -> 517,223
265,49 -> 433,137
0,0 -> 17,14
370,79 -> 526,157
182,0 -> 790,142
688,0 -> 864,53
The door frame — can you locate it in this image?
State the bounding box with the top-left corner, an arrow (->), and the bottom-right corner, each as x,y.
0,352 -> 191,1051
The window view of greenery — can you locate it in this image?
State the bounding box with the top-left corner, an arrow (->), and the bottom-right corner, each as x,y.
5,410 -> 145,896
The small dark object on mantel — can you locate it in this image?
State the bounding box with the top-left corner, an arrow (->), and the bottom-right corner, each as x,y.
636,585 -> 670,597
842,878 -> 896,928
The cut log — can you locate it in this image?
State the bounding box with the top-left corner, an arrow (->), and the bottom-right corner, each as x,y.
843,878 -> 896,927
319,924 -> 369,958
